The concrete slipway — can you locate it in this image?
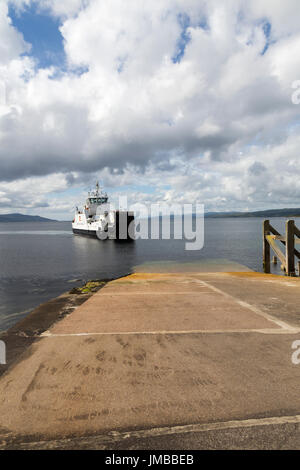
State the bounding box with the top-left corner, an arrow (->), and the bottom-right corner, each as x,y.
1,263 -> 300,449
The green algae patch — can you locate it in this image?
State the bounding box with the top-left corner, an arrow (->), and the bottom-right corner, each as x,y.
69,280 -> 106,295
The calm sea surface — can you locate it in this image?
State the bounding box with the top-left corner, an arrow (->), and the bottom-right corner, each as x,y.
0,217 -> 290,331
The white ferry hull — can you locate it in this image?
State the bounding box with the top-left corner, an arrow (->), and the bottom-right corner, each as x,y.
72,183 -> 134,240
72,227 -> 98,237
72,211 -> 134,240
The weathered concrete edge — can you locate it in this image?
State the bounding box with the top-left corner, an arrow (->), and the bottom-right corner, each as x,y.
0,275 -> 131,378
2,414 -> 300,450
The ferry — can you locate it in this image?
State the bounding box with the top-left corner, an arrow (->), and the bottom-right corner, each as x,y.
72,183 -> 134,239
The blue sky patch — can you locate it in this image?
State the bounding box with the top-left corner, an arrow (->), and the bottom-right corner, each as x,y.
9,4 -> 66,69
261,20 -> 272,55
172,13 -> 192,64
116,55 -> 128,74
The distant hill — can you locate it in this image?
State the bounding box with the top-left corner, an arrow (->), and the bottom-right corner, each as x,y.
0,213 -> 56,222
205,208 -> 300,218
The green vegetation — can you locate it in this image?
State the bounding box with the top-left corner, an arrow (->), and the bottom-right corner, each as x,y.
70,280 -> 106,295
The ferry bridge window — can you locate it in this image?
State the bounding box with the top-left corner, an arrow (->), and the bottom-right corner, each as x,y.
89,197 -> 108,204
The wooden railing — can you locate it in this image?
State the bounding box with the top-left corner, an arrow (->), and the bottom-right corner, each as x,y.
263,219 -> 300,276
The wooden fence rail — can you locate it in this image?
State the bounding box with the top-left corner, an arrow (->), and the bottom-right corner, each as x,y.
263,219 -> 300,276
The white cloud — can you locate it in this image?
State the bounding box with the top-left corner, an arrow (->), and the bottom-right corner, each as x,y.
1,0 -> 300,217
38,0 -> 88,18
0,2 -> 29,64
8,0 -> 88,18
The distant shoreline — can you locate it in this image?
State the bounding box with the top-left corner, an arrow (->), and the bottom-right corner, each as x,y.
205,212 -> 300,219
0,214 -> 57,223
2,208 -> 300,223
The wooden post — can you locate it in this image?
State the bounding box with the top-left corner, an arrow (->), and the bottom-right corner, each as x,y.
263,220 -> 271,274
286,219 -> 295,276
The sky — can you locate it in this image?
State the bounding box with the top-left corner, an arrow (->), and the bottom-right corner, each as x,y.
0,0 -> 300,219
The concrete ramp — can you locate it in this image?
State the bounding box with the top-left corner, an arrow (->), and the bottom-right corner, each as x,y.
0,271 -> 300,449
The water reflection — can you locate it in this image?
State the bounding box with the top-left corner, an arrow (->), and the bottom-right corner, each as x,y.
72,235 -> 137,279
